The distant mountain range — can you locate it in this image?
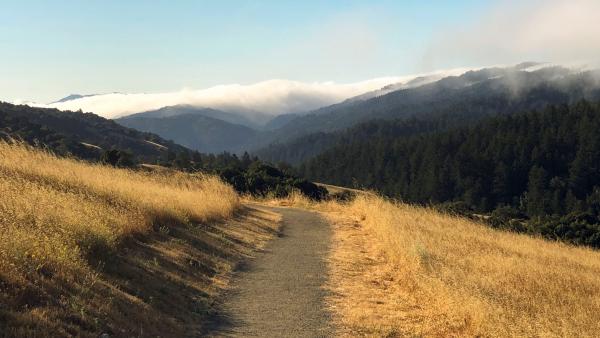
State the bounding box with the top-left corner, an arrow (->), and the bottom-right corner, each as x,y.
118,105 -> 265,129
106,63 -> 600,157
6,62 -> 600,252
257,64 -> 600,164
117,108 -> 258,153
51,93 -> 100,104
36,77 -> 423,119
13,62 -> 600,160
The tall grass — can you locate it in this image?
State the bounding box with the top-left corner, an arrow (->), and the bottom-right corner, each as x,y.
320,194 -> 600,337
0,141 -> 239,314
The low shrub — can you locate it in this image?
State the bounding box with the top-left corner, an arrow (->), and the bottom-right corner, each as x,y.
434,200 -> 473,217
220,162 -> 328,201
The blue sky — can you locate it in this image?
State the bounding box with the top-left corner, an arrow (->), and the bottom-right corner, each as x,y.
1,0 -> 597,103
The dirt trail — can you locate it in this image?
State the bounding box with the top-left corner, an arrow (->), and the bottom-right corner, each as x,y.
205,205 -> 334,337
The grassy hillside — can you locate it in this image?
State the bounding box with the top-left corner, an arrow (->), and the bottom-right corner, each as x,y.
0,141 -> 279,337
301,101 -> 600,248
272,193 -> 600,336
0,101 -> 189,163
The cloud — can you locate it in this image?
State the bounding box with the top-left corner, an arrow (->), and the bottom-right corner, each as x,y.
23,64 -> 479,120
18,70 -> 461,119
35,66 -> 479,120
30,78 -> 404,119
424,0 -> 600,69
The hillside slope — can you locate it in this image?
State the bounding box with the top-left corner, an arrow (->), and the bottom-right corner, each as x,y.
301,101 -> 600,247
0,142 -> 279,337
275,66 -> 600,136
315,195 -> 600,337
257,66 -> 600,163
0,102 -> 187,162
117,110 -> 259,153
106,65 -> 600,159
117,105 -> 266,129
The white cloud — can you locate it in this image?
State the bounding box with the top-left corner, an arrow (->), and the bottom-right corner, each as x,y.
29,78 -> 403,119
26,73 -> 474,119
424,0 -> 600,70
22,60 -> 480,119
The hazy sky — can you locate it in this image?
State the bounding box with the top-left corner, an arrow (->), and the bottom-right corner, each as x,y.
1,0 -> 598,103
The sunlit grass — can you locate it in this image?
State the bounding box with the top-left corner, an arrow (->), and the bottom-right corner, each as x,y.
0,141 -> 240,335
301,194 -> 600,337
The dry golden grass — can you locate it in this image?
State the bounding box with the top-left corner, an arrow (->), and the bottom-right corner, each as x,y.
0,140 -> 238,278
0,141 -> 281,337
248,190 -> 317,209
294,194 -> 600,337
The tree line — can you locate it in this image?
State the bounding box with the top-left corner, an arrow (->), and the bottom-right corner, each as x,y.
300,101 -> 600,247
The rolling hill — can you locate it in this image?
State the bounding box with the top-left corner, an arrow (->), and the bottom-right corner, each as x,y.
257,65 -> 600,164
272,64 -> 589,136
59,63 -> 592,159
118,105 -> 270,129
117,109 -> 259,153
0,101 -> 188,163
0,101 -> 328,201
17,64 -> 600,165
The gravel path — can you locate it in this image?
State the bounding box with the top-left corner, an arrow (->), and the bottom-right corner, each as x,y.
205,205 -> 334,337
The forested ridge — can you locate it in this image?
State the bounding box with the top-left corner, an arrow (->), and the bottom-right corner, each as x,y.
300,101 -> 600,247
257,67 -> 600,164
257,115 -> 473,165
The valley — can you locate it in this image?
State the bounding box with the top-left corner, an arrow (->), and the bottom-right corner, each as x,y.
105,64 -> 600,158
5,1 -> 600,336
25,63 -> 598,251
3,53 -> 600,338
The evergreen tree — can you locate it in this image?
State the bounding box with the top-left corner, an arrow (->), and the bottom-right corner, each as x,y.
527,166 -> 550,216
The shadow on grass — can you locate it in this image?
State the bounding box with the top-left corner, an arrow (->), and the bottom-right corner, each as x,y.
0,206 -> 279,338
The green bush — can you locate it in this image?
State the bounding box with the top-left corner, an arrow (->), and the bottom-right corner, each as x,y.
219,162 -> 328,201
488,206 -> 525,228
100,149 -> 134,167
435,201 -> 473,217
